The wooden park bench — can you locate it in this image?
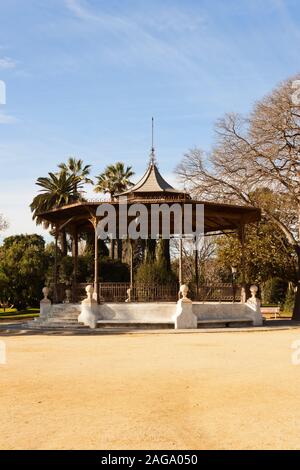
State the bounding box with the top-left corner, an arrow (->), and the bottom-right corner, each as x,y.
261,306 -> 281,319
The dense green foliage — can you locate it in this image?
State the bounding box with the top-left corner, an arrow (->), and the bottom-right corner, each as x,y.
135,261 -> 177,284
284,287 -> 296,314
94,161 -> 134,197
50,254 -> 130,284
0,233 -> 130,310
58,157 -> 93,189
30,172 -> 84,222
135,238 -> 176,284
261,278 -> 288,305
0,234 -> 51,310
216,220 -> 296,285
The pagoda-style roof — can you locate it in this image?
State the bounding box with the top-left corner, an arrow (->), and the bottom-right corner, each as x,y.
116,162 -> 190,201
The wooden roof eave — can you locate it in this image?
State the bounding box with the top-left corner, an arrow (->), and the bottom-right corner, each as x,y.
36,199 -> 261,233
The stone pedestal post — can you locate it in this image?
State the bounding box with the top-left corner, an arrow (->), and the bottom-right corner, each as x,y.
78,285 -> 99,329
173,284 -> 197,329
246,285 -> 263,326
40,287 -> 51,319
64,288 -> 72,304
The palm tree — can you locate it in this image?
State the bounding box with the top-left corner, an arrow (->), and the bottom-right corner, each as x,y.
30,172 -> 84,255
58,157 -> 93,192
94,161 -> 134,199
94,162 -> 135,258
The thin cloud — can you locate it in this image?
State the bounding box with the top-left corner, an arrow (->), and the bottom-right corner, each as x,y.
0,112 -> 17,124
63,0 -> 272,103
0,56 -> 17,69
63,0 -> 212,87
65,0 -> 97,21
65,0 -> 205,33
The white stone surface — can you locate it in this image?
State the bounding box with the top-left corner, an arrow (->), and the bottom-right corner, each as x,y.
34,283 -> 263,329
99,302 -> 175,322
173,299 -> 198,329
32,303 -> 82,328
78,285 -> 99,329
193,301 -> 263,326
245,285 -> 263,326
99,301 -> 262,326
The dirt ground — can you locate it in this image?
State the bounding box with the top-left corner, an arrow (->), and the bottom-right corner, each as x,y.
1,328 -> 300,450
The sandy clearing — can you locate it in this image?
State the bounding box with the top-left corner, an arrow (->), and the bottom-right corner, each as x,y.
1,329 -> 300,450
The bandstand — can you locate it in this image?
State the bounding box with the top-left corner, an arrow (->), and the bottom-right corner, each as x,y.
35,154 -> 263,329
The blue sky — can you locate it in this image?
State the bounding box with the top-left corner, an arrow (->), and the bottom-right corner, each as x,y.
0,0 -> 300,240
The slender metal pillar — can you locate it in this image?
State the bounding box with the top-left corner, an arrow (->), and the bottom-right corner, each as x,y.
130,240 -> 134,288
179,237 -> 183,286
239,224 -> 246,303
72,227 -> 78,302
195,248 -> 199,297
94,221 -> 99,303
54,228 -> 58,304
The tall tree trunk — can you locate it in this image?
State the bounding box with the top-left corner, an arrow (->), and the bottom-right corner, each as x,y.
58,229 -> 68,257
156,239 -> 170,270
292,245 -> 300,320
144,239 -> 156,263
109,239 -> 115,260
162,239 -> 171,270
117,239 -> 122,260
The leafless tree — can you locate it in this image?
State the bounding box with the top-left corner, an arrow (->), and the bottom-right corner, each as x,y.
0,214 -> 8,233
171,237 -> 216,284
177,74 -> 300,319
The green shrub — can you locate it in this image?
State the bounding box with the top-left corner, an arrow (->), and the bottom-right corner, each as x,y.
51,254 -> 130,284
261,277 -> 287,305
0,234 -> 50,309
135,261 -> 177,284
99,258 -> 130,282
283,287 -> 295,314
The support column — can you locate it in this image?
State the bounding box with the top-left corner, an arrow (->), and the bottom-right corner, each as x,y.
125,239 -> 134,303
195,248 -> 199,298
130,239 -> 134,288
179,237 -> 183,286
94,222 -> 99,303
109,239 -> 115,260
54,226 -> 59,304
117,238 -> 122,261
72,226 -> 78,302
239,224 -> 246,303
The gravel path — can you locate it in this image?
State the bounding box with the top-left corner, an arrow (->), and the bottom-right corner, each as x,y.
1,329 -> 300,449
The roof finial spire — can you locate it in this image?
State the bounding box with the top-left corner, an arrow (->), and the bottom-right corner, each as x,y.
149,116 -> 157,166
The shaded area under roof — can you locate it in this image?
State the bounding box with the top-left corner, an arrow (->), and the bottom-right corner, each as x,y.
37,199 -> 261,235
